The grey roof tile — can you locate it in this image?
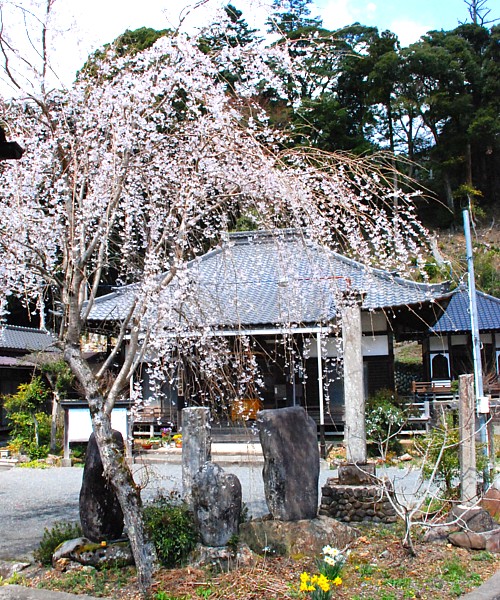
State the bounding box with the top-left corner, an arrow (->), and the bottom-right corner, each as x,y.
431,286 -> 500,333
87,230 -> 451,328
0,325 -> 57,352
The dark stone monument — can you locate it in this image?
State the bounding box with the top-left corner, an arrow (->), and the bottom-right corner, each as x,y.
257,406 -> 319,521
79,431 -> 124,542
192,462 -> 242,547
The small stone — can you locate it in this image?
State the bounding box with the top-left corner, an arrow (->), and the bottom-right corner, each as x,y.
0,561 -> 30,579
399,453 -> 413,461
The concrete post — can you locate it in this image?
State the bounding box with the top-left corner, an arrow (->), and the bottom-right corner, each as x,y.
459,374 -> 477,505
342,302 -> 367,464
182,407 -> 212,507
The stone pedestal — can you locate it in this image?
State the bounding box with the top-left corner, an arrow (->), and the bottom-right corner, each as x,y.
239,515 -> 357,557
319,476 -> 397,524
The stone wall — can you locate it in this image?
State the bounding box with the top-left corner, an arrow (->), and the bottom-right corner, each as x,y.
319,478 -> 397,524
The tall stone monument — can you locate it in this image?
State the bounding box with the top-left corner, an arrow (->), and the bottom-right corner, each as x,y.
257,406 -> 319,521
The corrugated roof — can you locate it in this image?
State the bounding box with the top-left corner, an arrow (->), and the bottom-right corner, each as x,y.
431,286 -> 500,333
87,230 -> 451,329
0,325 -> 57,352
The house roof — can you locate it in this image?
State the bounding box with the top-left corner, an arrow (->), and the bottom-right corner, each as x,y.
87,230 -> 451,330
0,325 -> 57,353
430,286 -> 500,334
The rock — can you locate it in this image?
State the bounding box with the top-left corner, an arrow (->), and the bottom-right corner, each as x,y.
190,543 -> 256,572
480,487 -> 500,522
257,406 -> 319,521
192,462 -> 242,547
399,453 -> 413,462
423,524 -> 458,543
448,528 -> 500,552
0,561 -> 30,579
449,505 -> 496,533
79,431 -> 124,542
53,537 -> 134,569
239,515 -> 357,557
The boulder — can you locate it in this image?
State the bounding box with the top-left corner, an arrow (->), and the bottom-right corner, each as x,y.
480,487 -> 500,522
52,537 -> 134,569
257,406 -> 319,521
79,431 -> 124,542
448,528 -> 500,552
192,462 -> 242,547
449,505 -> 496,533
239,515 -> 357,557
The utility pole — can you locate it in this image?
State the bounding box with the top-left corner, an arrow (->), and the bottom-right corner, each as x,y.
463,208 -> 490,486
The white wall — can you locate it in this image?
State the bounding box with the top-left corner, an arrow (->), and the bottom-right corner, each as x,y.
67,407 -> 128,442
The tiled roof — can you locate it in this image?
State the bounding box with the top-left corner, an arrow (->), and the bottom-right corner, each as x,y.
431,286 -> 500,333
0,325 -> 57,352
87,230 -> 451,329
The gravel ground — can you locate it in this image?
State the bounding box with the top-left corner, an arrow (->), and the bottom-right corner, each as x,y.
0,460 -> 423,562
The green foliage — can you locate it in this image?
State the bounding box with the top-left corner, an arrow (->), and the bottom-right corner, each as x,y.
366,389 -> 405,460
37,566 -> 134,596
420,416 -> 460,497
144,493 -> 198,568
474,246 -> 500,296
40,360 -> 74,395
419,414 -> 487,498
33,521 -> 83,566
4,378 -> 51,457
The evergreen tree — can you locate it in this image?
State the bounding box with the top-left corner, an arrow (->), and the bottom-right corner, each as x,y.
267,0 -> 322,35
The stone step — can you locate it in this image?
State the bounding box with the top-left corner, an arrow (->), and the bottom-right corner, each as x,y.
133,442 -> 264,465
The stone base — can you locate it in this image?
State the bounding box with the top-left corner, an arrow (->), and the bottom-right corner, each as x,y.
338,463 -> 377,485
319,480 -> 397,524
239,515 -> 357,557
52,537 -> 134,569
190,543 -> 256,572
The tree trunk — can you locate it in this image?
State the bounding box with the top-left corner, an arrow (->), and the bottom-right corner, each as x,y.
64,344 -> 158,595
90,407 -> 158,593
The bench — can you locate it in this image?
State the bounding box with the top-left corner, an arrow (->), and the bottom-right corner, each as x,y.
411,381 -> 453,396
133,406 -> 175,437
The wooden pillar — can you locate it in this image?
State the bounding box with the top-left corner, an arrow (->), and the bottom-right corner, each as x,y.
459,374 -> 477,505
342,302 -> 367,464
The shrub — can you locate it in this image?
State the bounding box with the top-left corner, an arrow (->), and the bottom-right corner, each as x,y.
4,378 -> 51,456
366,389 -> 405,460
143,493 -> 198,568
34,521 -> 83,565
419,413 -> 486,498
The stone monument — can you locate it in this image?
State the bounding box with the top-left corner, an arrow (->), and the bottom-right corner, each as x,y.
79,430 -> 124,541
257,406 -> 319,521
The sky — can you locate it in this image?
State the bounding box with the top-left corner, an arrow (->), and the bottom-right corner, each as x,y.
1,0 -> 498,94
